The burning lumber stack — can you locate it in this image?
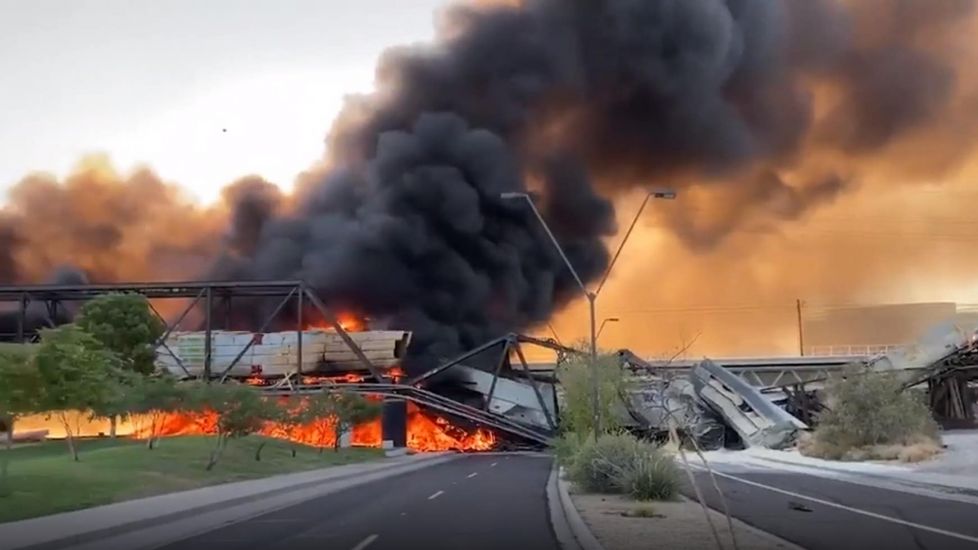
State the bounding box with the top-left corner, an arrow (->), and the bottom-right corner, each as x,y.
156,329 -> 411,378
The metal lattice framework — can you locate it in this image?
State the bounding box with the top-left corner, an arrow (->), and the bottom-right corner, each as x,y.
0,280 -> 385,382
0,281 -> 575,445
616,349 -> 857,389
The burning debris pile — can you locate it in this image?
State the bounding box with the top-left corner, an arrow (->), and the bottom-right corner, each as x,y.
131,401 -> 496,453
621,322 -> 978,451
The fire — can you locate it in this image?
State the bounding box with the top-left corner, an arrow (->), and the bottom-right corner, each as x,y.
406,406 -> 496,452
131,400 -> 496,452
301,374 -> 365,385
337,312 -> 366,332
302,310 -> 367,332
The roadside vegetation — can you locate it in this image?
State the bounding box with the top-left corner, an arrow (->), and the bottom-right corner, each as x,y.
800,367 -> 942,462
0,436 -> 382,522
555,350 -> 680,502
0,292 -> 386,520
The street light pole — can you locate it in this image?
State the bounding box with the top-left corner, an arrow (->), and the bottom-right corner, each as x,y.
501,189 -> 675,438
597,317 -> 620,341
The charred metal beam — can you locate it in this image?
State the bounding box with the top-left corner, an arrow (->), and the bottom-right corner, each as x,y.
296,287 -> 304,378
0,280 -> 309,301
301,286 -> 384,382
16,293 -> 26,343
484,337 -> 513,412
300,382 -> 552,445
204,287 -> 213,380
512,341 -> 557,431
407,335 -> 512,386
147,301 -> 193,378
514,334 -> 581,356
217,287 -> 297,382
153,290 -> 205,347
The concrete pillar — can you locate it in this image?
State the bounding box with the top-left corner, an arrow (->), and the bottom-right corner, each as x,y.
381,399 -> 407,448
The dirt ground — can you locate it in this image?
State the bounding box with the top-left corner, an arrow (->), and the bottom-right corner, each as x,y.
570,490 -> 798,550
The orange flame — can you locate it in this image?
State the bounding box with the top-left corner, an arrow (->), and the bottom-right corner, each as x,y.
388,366 -> 406,383
302,310 -> 367,332
301,374 -> 365,385
133,400 -> 495,451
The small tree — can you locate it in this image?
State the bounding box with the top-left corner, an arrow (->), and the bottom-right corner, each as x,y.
559,351 -> 631,436
267,399 -> 306,459
330,392 -> 382,452
300,392 -> 340,453
75,293 -> 165,438
191,383 -> 279,470
0,345 -> 41,494
34,325 -> 122,461
128,376 -> 188,450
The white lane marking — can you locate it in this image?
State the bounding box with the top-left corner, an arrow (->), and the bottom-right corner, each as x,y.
467,472 -> 478,478
351,534 -> 379,550
428,490 -> 445,500
688,465 -> 978,544
491,462 -> 498,467
400,512 -> 407,516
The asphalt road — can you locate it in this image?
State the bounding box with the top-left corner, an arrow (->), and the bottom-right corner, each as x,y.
158,453 -> 559,550
688,466 -> 978,550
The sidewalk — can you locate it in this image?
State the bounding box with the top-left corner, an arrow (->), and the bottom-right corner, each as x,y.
570,492 -> 799,550
0,452 -> 457,550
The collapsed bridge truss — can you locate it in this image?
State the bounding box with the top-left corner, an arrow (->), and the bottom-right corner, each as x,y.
0,280 -> 572,447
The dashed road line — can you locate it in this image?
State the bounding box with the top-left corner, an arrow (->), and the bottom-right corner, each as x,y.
351,534 -> 379,550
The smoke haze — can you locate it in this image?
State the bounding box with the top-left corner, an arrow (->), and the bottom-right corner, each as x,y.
4,0 -> 978,365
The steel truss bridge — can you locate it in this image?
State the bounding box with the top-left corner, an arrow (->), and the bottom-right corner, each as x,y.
0,280 -> 568,447
615,350 -> 867,391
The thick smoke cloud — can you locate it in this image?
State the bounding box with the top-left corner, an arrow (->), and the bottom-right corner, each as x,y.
215,113 -> 614,363
4,0 -> 978,367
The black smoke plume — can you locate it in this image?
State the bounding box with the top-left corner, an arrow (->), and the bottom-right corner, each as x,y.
4,0 -> 977,369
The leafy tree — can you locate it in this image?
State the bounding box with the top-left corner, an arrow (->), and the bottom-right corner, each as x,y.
75,293 -> 165,437
329,392 -> 382,452
803,368 -> 941,461
265,399 -> 306,459
300,392 -> 340,453
559,350 -> 632,436
34,325 -> 123,461
190,383 -> 280,470
127,376 -> 188,450
0,345 -> 40,494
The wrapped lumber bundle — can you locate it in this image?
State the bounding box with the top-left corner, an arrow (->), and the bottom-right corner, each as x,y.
156,329 -> 412,377
319,330 -> 412,372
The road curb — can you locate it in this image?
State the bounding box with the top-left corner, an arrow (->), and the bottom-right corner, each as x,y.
546,462 -> 604,550
10,453 -> 458,550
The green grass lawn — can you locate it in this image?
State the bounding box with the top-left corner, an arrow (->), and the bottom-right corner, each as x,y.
0,436 -> 384,523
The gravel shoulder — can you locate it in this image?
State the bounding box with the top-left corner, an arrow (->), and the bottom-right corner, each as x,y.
569,490 -> 798,550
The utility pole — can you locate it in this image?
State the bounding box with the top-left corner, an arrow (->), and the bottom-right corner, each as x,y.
796,299 -> 805,356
